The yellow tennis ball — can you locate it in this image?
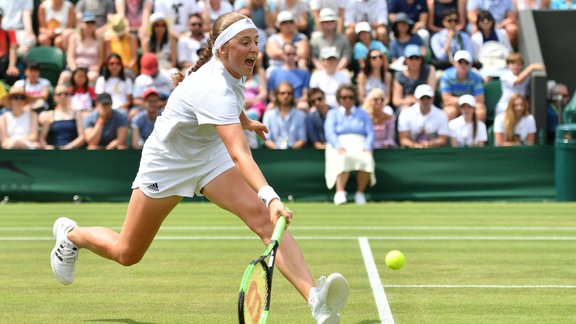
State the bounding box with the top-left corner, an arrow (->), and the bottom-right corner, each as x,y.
385,250 -> 405,270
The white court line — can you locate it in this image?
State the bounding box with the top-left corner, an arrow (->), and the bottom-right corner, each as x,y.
3,235 -> 576,241
359,237 -> 394,324
383,284 -> 576,289
3,225 -> 576,231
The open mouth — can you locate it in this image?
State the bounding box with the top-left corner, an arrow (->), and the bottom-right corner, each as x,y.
245,58 -> 256,68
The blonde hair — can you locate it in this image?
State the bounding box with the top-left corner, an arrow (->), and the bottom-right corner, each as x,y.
362,88 -> 391,120
503,93 -> 530,140
171,12 -> 248,87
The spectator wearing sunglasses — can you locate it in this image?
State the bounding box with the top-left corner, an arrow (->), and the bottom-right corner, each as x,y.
324,84 -> 375,205
0,87 -> 41,149
392,45 -> 437,112
430,9 -> 474,70
306,88 -> 332,149
39,85 -> 85,149
398,84 -> 449,148
439,50 -> 486,121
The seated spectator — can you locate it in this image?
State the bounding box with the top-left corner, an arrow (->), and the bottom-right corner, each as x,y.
547,83 -> 571,143
0,10 -> 21,85
95,53 -> 134,114
0,0 -> 37,55
37,0 -> 76,50
388,13 -> 425,63
141,12 -> 178,78
39,85 -> 85,149
388,0 -> 430,46
59,12 -> 103,86
0,87 -> 40,149
272,0 -> 310,34
243,54 -> 268,121
234,1 -> 275,51
13,62 -> 51,113
493,93 -> 536,146
356,49 -> 392,105
306,87 -> 332,149
363,88 -> 397,148
104,14 -> 139,76
310,8 -> 351,72
495,52 -> 545,116
344,0 -> 389,45
430,9 -> 474,70
177,13 -> 208,72
115,0 -> 153,38
69,67 -> 96,115
449,94 -> 487,147
75,0 -> 116,35
392,45 -> 437,111
309,47 -> 351,108
131,88 -> 163,149
467,0 -> 518,48
132,53 -> 172,111
439,50 -> 486,121
352,22 -> 389,72
83,92 -> 128,149
470,10 -> 512,64
265,10 -> 310,73
427,0 -> 468,34
267,43 -> 311,110
310,0 -> 346,33
153,0 -> 201,39
199,0 -> 233,31
262,81 -> 307,149
324,84 -> 376,205
398,84 -> 450,148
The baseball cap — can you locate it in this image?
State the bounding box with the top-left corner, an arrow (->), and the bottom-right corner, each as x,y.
393,12 -> 413,25
276,11 -> 294,27
319,8 -> 338,22
96,92 -> 113,105
143,87 -> 160,99
414,84 -> 434,99
140,53 -> 158,75
453,50 -> 472,63
403,45 -> 421,58
149,12 -> 167,25
355,21 -> 371,34
458,94 -> 476,107
82,12 -> 97,23
320,47 -> 340,60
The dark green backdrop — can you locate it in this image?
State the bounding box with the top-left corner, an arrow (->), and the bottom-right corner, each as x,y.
0,146 -> 555,202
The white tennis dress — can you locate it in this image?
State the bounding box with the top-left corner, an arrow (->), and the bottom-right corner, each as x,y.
132,58 -> 245,198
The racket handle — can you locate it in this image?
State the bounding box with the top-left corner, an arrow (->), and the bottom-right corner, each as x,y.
271,216 -> 287,243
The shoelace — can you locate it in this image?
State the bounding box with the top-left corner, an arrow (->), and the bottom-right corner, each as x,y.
55,242 -> 78,263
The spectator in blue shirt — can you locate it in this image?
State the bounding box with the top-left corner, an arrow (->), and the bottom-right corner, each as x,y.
262,81 -> 307,150
306,88 -> 332,149
131,88 -> 163,149
267,43 -> 311,110
430,9 -> 474,70
439,50 -> 486,121
324,84 -> 376,205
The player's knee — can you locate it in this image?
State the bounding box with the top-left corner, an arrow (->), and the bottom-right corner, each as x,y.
116,249 -> 145,267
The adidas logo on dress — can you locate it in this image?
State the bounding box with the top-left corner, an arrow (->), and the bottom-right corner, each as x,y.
146,183 -> 159,192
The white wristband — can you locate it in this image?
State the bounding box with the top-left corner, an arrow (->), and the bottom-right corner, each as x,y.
258,185 -> 280,208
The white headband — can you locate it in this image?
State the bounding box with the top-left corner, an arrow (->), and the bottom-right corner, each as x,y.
212,18 -> 257,55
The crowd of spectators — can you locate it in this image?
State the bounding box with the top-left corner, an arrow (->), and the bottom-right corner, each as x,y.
0,0 -> 573,154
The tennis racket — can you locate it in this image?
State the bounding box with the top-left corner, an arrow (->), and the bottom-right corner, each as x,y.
238,215 -> 287,324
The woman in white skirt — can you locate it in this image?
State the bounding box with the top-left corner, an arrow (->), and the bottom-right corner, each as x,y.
50,12 -> 348,323
324,84 -> 376,205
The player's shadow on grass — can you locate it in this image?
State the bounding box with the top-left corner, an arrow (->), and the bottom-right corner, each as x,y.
86,319 -> 156,324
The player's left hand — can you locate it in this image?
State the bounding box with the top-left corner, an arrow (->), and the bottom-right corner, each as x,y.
244,119 -> 269,141
269,199 -> 292,225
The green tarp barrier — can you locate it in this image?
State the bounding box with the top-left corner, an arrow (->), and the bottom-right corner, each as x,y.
0,146 -> 555,202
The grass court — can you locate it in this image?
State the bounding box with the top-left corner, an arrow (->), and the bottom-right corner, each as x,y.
1,202 -> 575,323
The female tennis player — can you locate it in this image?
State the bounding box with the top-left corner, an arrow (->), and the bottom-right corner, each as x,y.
50,12 -> 348,323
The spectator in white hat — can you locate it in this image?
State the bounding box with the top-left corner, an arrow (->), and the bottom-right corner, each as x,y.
352,21 -> 389,71
344,0 -> 389,45
439,50 -> 486,121
265,10 -> 310,72
310,8 -> 352,71
309,47 -> 351,107
449,94 -> 488,147
398,84 -> 450,148
309,0 -> 346,33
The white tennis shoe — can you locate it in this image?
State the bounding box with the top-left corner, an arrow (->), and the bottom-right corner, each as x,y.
333,191 -> 347,205
354,192 -> 367,205
309,273 -> 349,324
50,217 -> 79,285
